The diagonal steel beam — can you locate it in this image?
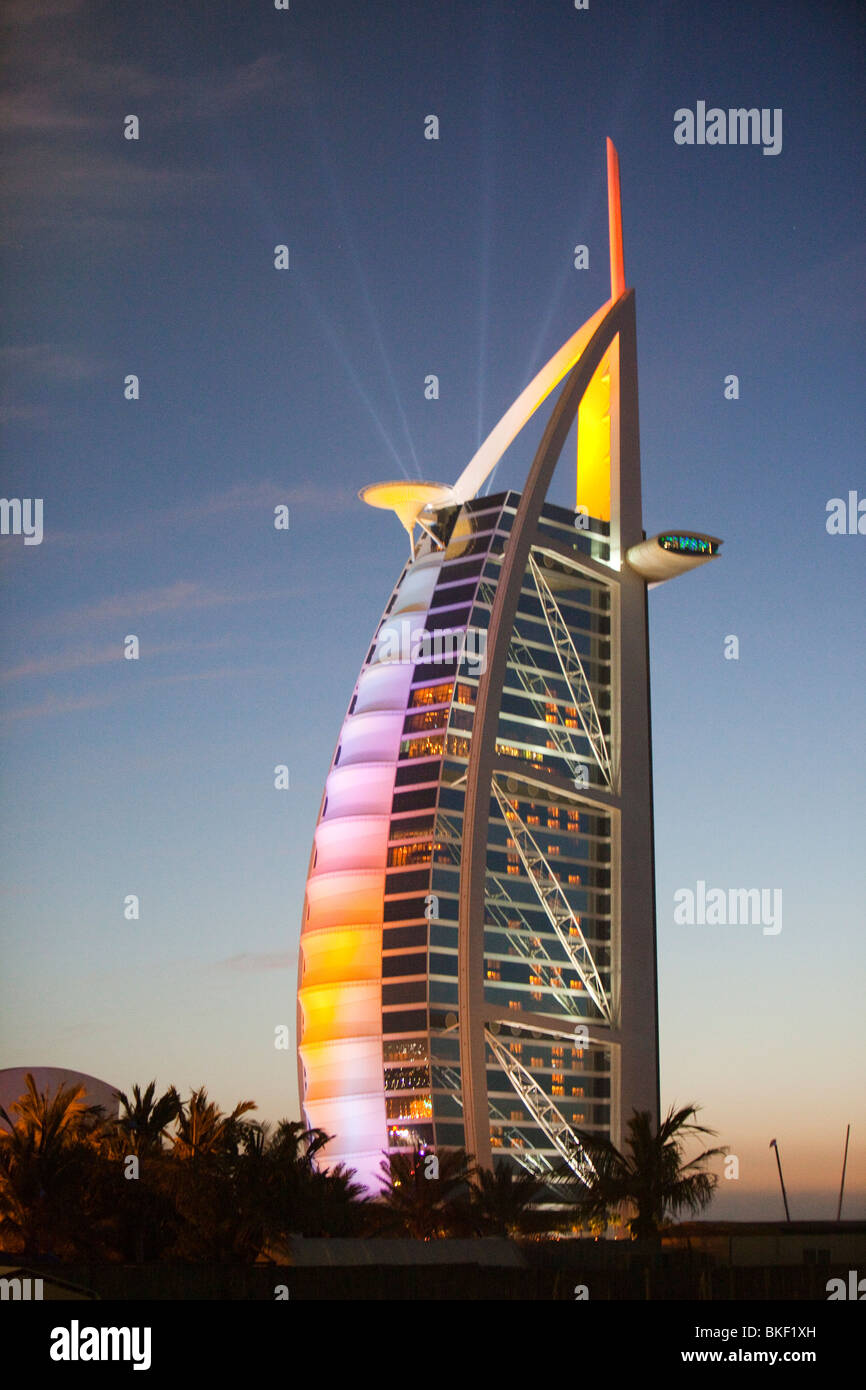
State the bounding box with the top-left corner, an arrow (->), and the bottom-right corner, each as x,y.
528,551 -> 612,788
431,1063 -> 553,1177
485,1027 -> 596,1186
491,779 -> 611,1021
486,876 -> 585,1019
507,632 -> 591,782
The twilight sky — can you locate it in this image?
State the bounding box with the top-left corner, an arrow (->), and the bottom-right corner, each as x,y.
1,0 -> 863,1219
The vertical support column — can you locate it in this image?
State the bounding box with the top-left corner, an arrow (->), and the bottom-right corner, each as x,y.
458,295 -> 636,1171
614,300 -> 661,1135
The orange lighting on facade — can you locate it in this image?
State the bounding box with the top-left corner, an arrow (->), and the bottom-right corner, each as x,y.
607,136 -> 626,301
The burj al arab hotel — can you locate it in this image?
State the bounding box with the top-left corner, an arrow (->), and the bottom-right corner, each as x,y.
297,141 -> 721,1193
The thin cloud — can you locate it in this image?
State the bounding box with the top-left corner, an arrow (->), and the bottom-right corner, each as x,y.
2,0 -> 86,24
40,581 -> 281,631
0,11 -> 301,242
0,344 -> 109,382
214,951 -> 298,973
0,404 -> 55,425
188,481 -> 357,519
1,637 -> 231,683
1,146 -> 218,215
0,689 -> 120,721
37,481 -> 357,555
0,664 -> 273,723
1,50 -> 294,145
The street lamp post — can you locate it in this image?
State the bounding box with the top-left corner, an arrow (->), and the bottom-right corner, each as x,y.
769,1138 -> 791,1222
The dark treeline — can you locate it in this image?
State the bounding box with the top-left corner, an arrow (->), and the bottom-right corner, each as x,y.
0,1076 -> 722,1262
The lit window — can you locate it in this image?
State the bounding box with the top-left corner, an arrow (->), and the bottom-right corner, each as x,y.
384,1066 -> 431,1090
404,708 -> 447,733
390,816 -> 436,842
387,841 -> 435,867
400,733 -> 445,759
410,682 -> 454,707
384,1040 -> 429,1064
386,1095 -> 432,1120
571,1086 -> 585,1097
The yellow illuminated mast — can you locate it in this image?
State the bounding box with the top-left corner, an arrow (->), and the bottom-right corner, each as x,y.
574,138 -> 626,524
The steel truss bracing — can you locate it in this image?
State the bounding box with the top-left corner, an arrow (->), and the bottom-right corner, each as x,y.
480,567 -> 600,788
432,812 -> 590,1174
435,811 -> 463,865
491,779 -> 611,1021
431,1063 -> 553,1177
486,876 -> 585,1018
507,631 -> 592,783
477,578 -> 497,610
484,1027 -> 596,1186
527,552 -> 613,789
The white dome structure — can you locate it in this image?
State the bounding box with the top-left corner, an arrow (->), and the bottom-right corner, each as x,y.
0,1067 -> 121,1130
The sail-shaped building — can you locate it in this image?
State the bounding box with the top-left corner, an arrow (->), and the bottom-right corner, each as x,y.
296,141 -> 721,1193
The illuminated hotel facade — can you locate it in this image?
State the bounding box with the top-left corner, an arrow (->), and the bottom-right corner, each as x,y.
296,142 -> 720,1193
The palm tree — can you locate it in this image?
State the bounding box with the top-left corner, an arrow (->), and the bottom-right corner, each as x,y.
568,1103 -> 726,1240
467,1160 -> 547,1237
0,1073 -> 107,1257
169,1087 -> 256,1162
266,1119 -> 332,1172
292,1162 -> 369,1238
113,1081 -> 181,1156
242,1121 -> 368,1247
376,1146 -> 474,1238
0,1071 -> 104,1148
153,1088 -> 256,1261
101,1082 -> 184,1263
